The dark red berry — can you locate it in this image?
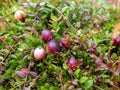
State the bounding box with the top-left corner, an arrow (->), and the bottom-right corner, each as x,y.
67,57 -> 79,70
46,39 -> 60,55
41,29 -> 53,43
113,34 -> 120,46
60,38 -> 70,48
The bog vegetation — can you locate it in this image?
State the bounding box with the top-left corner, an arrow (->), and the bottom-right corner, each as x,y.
0,0 -> 120,90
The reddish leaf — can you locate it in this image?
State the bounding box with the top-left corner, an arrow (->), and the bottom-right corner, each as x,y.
16,71 -> 26,79
95,59 -> 103,66
95,63 -> 108,72
96,75 -> 104,84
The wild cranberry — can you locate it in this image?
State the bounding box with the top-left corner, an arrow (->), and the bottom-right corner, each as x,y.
41,29 -> 53,43
60,38 -> 70,48
67,57 -> 79,70
14,10 -> 25,21
34,48 -> 46,61
21,68 -> 28,74
46,39 -> 60,55
113,34 -> 120,46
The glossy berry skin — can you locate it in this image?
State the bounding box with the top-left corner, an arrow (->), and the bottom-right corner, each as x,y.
14,10 -> 25,21
34,48 -> 46,61
60,38 -> 70,48
67,57 -> 79,71
41,29 -> 53,43
46,39 -> 60,55
113,35 -> 120,46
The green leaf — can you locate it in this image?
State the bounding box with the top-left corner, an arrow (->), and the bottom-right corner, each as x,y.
104,79 -> 110,83
40,86 -> 47,90
0,86 -> 5,90
47,4 -> 55,9
74,69 -> 80,75
102,74 -> 109,78
40,2 -> 46,6
62,6 -> 68,13
84,80 -> 93,90
79,76 -> 88,84
111,53 -> 118,61
63,63 -> 68,70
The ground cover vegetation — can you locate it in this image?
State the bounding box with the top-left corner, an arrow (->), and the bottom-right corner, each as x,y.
0,0 -> 120,90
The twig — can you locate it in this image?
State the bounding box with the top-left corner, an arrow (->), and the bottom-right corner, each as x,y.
0,11 -> 15,21
100,69 -> 108,76
107,41 -> 113,61
46,2 -> 75,29
92,84 -> 104,90
3,50 -> 12,61
23,61 -> 32,87
59,70 -> 63,90
3,44 -> 15,61
28,72 -> 42,89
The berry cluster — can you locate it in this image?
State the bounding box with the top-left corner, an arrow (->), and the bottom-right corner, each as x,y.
14,10 -> 77,71
34,29 -> 77,70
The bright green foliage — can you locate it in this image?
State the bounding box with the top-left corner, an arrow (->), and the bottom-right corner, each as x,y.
79,76 -> 88,84
0,0 -> 120,90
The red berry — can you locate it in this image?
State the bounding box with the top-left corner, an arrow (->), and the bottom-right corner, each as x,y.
41,29 -> 53,43
67,57 -> 79,70
34,48 -> 46,61
21,68 -> 28,74
113,34 -> 120,46
60,38 -> 70,48
46,39 -> 60,55
14,10 -> 25,21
